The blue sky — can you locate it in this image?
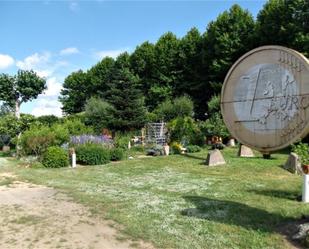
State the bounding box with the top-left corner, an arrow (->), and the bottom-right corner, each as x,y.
0,0 -> 266,116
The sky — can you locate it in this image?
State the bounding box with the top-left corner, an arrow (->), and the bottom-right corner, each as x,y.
0,0 -> 267,117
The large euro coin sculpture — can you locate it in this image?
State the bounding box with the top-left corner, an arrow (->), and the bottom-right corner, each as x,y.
221,46 -> 309,153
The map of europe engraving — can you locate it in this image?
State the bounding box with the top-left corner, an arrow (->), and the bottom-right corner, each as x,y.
221,46 -> 309,153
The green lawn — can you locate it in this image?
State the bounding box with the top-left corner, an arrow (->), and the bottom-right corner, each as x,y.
0,148 -> 307,249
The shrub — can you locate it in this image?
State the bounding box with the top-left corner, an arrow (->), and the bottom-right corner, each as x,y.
292,142 -> 309,165
168,117 -> 200,145
154,95 -> 194,122
0,134 -> 11,148
0,115 -> 20,141
42,146 -> 69,168
186,145 -> 201,153
37,115 -> 60,127
20,126 -> 56,157
170,142 -> 182,154
131,145 -> 145,153
76,143 -> 110,165
19,123 -> 71,157
110,148 -> 125,161
62,119 -> 94,136
114,133 -> 131,150
202,113 -> 230,138
51,124 -> 70,146
84,97 -> 114,133
30,162 -> 45,169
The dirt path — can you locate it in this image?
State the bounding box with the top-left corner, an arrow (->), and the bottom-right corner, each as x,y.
0,171 -> 153,249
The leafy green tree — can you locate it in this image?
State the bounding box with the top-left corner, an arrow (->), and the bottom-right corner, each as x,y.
202,95 -> 229,138
207,94 -> 220,115
177,28 -> 205,118
130,41 -> 156,106
0,103 -> 13,116
88,57 -> 115,98
0,114 -> 20,140
60,70 -> 89,114
106,53 -> 147,131
84,97 -> 114,133
154,95 -> 194,122
37,115 -> 60,127
256,0 -> 309,57
0,70 -> 46,118
148,32 -> 181,110
168,116 -> 201,145
202,4 -> 255,92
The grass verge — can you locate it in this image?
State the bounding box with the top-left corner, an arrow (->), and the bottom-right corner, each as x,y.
0,147 -> 307,249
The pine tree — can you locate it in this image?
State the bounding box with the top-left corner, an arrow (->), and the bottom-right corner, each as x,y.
106,53 -> 147,131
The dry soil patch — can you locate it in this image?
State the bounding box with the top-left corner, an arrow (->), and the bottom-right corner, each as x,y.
0,173 -> 154,249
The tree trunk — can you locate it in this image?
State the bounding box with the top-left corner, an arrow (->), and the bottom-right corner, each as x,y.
15,100 -> 20,119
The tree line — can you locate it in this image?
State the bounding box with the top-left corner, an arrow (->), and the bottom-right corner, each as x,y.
57,1 -> 307,128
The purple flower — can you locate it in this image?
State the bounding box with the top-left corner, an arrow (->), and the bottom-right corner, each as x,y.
70,135 -> 113,146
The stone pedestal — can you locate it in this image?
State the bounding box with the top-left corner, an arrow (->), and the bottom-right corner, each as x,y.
205,149 -> 226,166
238,145 -> 254,157
284,152 -> 302,175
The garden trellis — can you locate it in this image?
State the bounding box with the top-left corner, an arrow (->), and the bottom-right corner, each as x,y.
145,122 -> 167,145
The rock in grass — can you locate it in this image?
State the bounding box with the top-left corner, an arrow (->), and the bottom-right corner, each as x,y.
292,223 -> 309,241
284,152 -> 302,175
205,149 -> 226,166
238,145 -> 254,157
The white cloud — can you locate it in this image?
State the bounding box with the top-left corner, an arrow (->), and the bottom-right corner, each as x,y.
31,98 -> 63,117
43,77 -> 63,97
95,48 -> 129,59
16,52 -> 52,77
0,54 -> 14,69
60,47 -> 79,56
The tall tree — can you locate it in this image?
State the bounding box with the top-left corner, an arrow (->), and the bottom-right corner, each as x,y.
84,97 -> 114,133
177,28 -> 206,118
59,70 -> 89,114
257,0 -> 309,57
148,32 -> 181,110
130,41 -> 156,108
106,53 -> 147,131
0,70 -> 46,118
203,4 -> 255,91
87,57 -> 115,98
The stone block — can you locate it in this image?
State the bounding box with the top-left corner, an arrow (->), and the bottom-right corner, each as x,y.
238,145 -> 254,157
205,149 -> 226,166
284,152 -> 302,175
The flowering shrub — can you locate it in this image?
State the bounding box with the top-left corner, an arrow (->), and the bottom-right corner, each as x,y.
70,135 -> 113,146
170,142 -> 182,154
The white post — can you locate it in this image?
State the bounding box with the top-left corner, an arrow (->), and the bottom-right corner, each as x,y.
72,153 -> 76,168
302,174 -> 309,202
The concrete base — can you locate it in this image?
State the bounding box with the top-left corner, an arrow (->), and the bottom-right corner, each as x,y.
284,152 -> 302,175
238,145 -> 254,157
205,149 -> 226,166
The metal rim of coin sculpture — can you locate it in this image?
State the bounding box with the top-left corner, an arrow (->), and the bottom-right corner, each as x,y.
221,46 -> 309,153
